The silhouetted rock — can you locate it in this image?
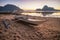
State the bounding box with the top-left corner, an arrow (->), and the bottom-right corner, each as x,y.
36,5 -> 56,16
42,5 -> 54,16
0,4 -> 23,12
42,5 -> 55,11
36,5 -> 55,11
0,6 -> 3,11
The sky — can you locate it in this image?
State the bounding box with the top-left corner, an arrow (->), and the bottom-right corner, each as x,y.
0,0 -> 60,10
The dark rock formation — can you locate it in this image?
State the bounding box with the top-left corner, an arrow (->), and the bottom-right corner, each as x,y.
36,5 -> 55,11
36,5 -> 56,16
0,4 -> 23,12
0,6 -> 3,11
42,5 -> 55,11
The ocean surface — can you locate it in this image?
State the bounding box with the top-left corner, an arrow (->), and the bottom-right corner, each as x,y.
21,12 -> 60,18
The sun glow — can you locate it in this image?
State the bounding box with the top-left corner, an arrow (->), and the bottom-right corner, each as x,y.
0,0 -> 60,10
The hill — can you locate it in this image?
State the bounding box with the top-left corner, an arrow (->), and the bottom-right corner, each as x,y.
0,4 -> 23,12
36,5 -> 58,11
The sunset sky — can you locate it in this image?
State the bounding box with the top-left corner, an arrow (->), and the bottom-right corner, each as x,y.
0,0 -> 60,10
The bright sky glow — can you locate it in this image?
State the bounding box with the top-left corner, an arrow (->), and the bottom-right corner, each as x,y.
0,0 -> 60,10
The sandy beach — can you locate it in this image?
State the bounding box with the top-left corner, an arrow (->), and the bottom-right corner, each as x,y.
0,14 -> 60,40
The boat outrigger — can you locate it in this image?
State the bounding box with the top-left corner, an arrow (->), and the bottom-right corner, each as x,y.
14,15 -> 46,25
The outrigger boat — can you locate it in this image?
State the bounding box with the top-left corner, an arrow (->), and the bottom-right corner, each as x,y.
14,15 -> 46,25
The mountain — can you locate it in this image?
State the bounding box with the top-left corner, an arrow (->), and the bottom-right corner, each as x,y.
36,5 -> 55,11
42,5 -> 55,11
0,6 -> 3,11
0,4 -> 23,12
36,5 -> 60,16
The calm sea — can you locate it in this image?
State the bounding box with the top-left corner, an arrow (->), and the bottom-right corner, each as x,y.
21,12 -> 60,18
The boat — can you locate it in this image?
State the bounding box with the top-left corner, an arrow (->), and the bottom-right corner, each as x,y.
14,15 -> 46,25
